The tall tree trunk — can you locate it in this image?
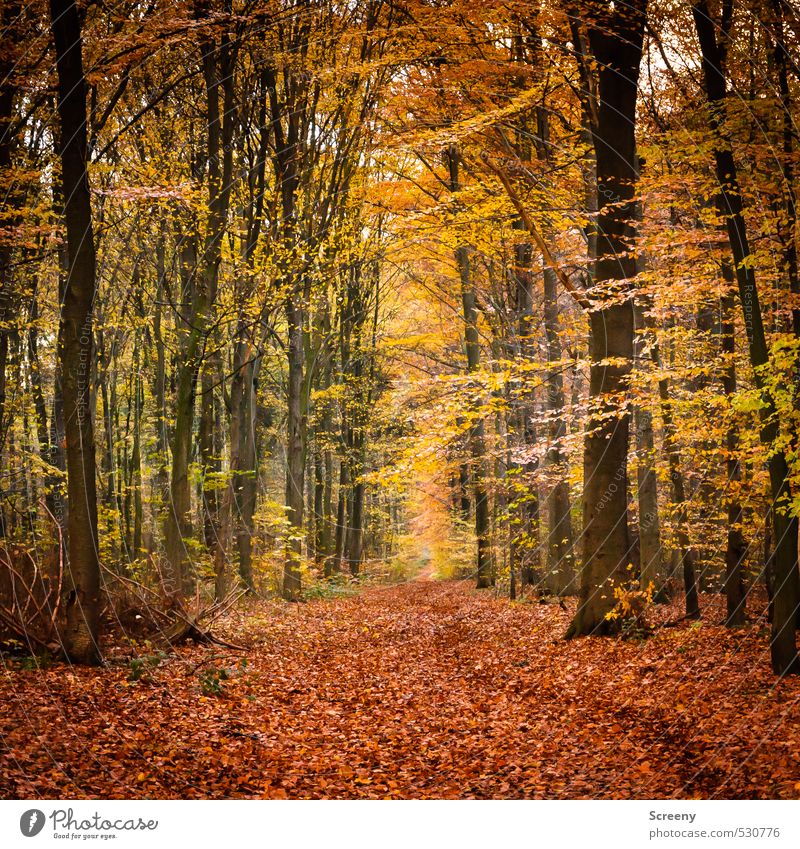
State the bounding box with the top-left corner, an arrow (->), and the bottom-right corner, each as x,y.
152,226 -> 170,532
27,294 -> 60,523
230,332 -> 258,591
640,312 -> 700,617
720,284 -> 746,627
567,0 -> 647,636
164,229 -> 198,593
322,436 -> 334,573
456,459 -> 471,523
342,302 -> 367,576
131,338 -> 143,560
165,24 -> 234,593
632,187 -> 663,596
634,395 -> 662,595
694,0 -> 799,674
543,265 -> 575,595
199,25 -> 235,593
199,365 -> 218,552
345,453 -> 365,576
164,337 -> 196,594
510,237 -> 540,589
768,0 -> 799,340
264,56 -> 308,601
229,69 -> 267,593
333,459 -> 347,575
283,300 -> 305,599
313,446 -> 324,565
316,349 -> 334,573
50,0 -> 101,664
0,62 -> 13,528
447,145 -> 491,589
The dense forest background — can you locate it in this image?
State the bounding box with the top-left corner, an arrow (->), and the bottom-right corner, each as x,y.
1,0 -> 800,682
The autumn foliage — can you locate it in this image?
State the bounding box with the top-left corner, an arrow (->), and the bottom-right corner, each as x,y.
3,580 -> 800,799
1,0 -> 800,801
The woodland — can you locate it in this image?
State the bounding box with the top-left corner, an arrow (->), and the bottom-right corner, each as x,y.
1,0 -> 800,800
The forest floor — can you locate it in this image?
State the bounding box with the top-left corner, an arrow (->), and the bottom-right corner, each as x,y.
2,577 -> 800,799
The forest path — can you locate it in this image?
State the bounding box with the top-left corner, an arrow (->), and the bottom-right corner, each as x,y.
2,580 -> 800,798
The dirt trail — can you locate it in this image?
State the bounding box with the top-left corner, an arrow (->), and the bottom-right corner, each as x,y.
1,580 -> 799,799
411,561 -> 436,581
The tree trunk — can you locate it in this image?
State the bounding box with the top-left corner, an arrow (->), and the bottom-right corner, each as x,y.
229,69 -> 268,592
345,463 -> 365,576
322,438 -> 334,573
28,292 -> 62,526
97,331 -> 115,510
510,237 -> 540,590
283,300 -> 305,600
0,64 -> 13,530
131,338 -> 143,560
634,401 -> 661,594
265,58 -> 307,601
316,359 -> 334,573
164,329 -> 197,594
720,286 -> 746,627
313,446 -> 324,565
767,0 -> 799,339
333,459 -> 347,575
447,145 -> 491,589
199,28 -> 235,591
199,365 -> 218,554
152,227 -> 170,533
632,191 -> 663,596
567,0 -> 647,636
543,265 -> 575,595
653,339 -> 701,619
230,331 -> 258,591
165,25 -> 234,594
342,327 -> 367,577
693,0 -> 799,674
50,0 -> 101,664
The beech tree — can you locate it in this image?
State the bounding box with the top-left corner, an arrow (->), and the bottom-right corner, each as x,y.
566,0 -> 648,636
692,0 -> 799,674
49,0 -> 101,664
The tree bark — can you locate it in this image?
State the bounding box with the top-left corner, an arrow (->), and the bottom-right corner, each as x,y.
165,23 -> 235,594
27,294 -> 60,524
543,265 -> 575,595
634,395 -> 662,594
693,0 -> 799,674
230,333 -> 258,591
152,226 -> 170,533
333,459 -> 347,574
447,145 -> 491,589
131,337 -> 143,559
719,285 -> 746,627
767,0 -> 799,339
283,299 -> 305,600
50,0 -> 101,664
567,0 -> 647,636
632,187 -> 664,597
510,237 -> 541,589
0,56 -> 14,524
650,331 -> 701,619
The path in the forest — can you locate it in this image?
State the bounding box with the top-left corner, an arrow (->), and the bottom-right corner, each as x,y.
2,579 -> 800,798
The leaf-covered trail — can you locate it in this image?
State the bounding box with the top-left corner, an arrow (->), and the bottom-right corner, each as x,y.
2,580 -> 800,799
